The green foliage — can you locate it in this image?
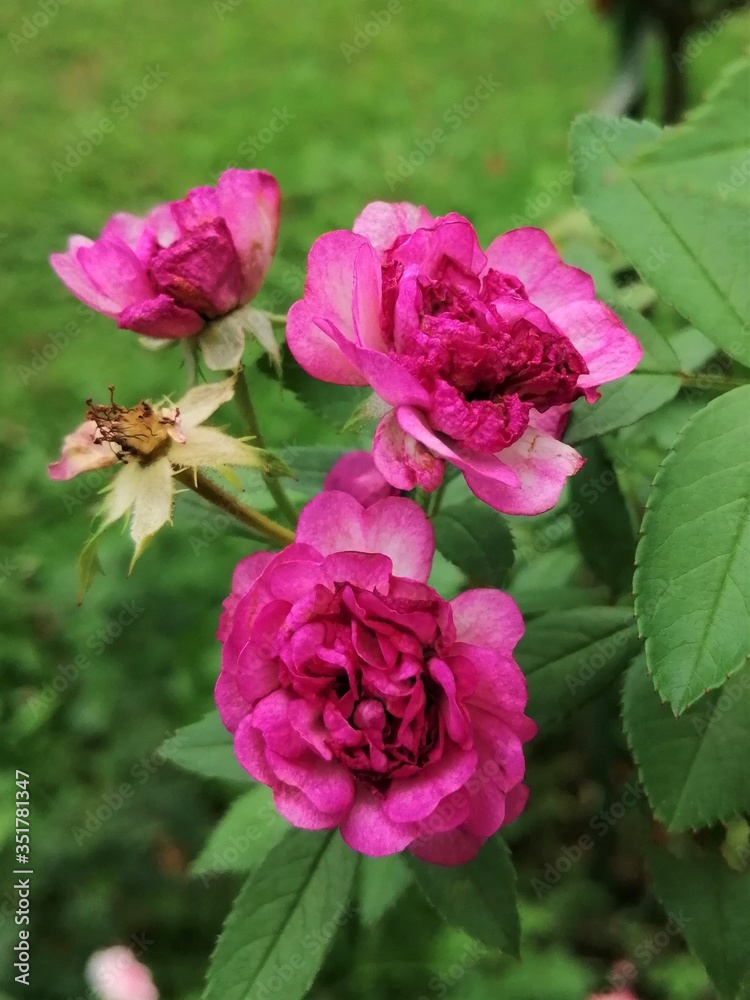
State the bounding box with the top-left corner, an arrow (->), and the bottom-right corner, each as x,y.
163,712 -> 249,784
566,309 -> 683,444
517,607 -> 641,726
433,501 -> 515,588
648,845 -> 750,999
408,837 -> 520,957
359,854 -> 412,927
192,785 -> 290,876
634,387 -> 750,714
570,439 -> 635,595
571,59 -> 750,367
623,657 -> 750,831
204,830 -> 357,1000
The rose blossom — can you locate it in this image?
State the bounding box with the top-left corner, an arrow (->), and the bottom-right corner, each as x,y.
324,450 -> 399,507
85,947 -> 158,1000
50,169 -> 280,341
287,202 -> 642,514
216,490 -> 536,865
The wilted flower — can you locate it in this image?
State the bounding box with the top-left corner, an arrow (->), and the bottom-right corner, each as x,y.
48,377 -> 276,563
216,490 -> 535,865
287,202 -> 642,514
50,169 -> 280,369
324,449 -> 399,507
85,946 -> 158,1000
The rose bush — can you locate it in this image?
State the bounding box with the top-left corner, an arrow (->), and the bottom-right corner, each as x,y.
216,489 -> 535,864
287,201 -> 642,513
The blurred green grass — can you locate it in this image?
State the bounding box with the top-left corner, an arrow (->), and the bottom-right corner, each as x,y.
0,0 -> 747,997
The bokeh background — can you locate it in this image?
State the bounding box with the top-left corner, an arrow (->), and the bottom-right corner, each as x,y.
1,1 -> 748,997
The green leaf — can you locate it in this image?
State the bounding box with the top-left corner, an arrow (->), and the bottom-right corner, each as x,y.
623,656 -> 750,832
162,711 -> 248,784
266,346 -> 370,425
570,439 -> 636,595
408,836 -> 520,956
192,785 -> 290,877
571,60 -> 750,367
77,532 -> 104,604
433,501 -> 515,587
516,607 -> 641,726
204,829 -> 357,1000
566,309 -> 682,444
648,845 -> 750,999
280,446 -> 348,496
359,854 -> 412,927
634,386 -> 750,714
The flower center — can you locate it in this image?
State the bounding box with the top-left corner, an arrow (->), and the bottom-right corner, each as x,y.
86,389 -> 179,463
383,261 -> 588,452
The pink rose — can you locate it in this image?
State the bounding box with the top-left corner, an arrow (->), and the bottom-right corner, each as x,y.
216,490 -> 536,865
324,450 -> 399,507
85,947 -> 158,1000
287,202 -> 642,514
50,169 -> 280,339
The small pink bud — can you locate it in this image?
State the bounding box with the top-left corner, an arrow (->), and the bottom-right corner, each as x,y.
85,946 -> 159,1000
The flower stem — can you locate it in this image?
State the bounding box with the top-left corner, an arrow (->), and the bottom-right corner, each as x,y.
679,372 -> 750,391
175,469 -> 294,547
234,366 -> 299,527
262,312 -> 288,325
428,480 -> 448,519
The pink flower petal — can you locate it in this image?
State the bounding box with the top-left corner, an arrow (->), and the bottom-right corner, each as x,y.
149,219 -> 243,316
384,745 -> 478,823
101,213 -> 156,263
117,294 -> 204,338
485,227 -> 595,312
324,450 -> 398,507
548,300 -> 643,393
353,200 -> 435,254
391,214 -> 487,277
340,785 -> 418,856
408,826 -> 484,865
450,589 -> 525,653
463,427 -> 584,515
296,491 -> 435,583
265,747 -> 355,815
77,239 -> 154,311
286,299 -> 367,385
217,551 -> 275,641
50,238 -> 122,316
273,784 -> 342,830
216,169 -> 281,300
320,326 -> 430,408
372,409 -> 445,491
48,420 -> 118,481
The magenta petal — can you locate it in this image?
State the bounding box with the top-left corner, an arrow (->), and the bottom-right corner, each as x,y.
353,200 -> 435,255
217,551 -> 276,641
407,827 -> 483,865
324,450 -> 398,507
149,219 -> 243,316
450,589 -> 524,653
396,407 -> 520,487
170,186 -> 220,233
296,491 -> 435,583
340,786 -> 418,856
273,784 -> 341,830
373,409 -> 445,492
485,227 -> 595,312
233,713 -> 276,783
286,299 -> 367,385
548,300 -> 643,391
384,746 -> 478,823
118,294 -> 204,339
216,169 -> 281,300
50,239 -> 121,316
322,551 -> 393,592
101,213 -> 155,263
463,427 -> 584,515
77,239 -> 154,311
392,214 -> 487,277
298,230 -> 371,342
265,748 -> 355,815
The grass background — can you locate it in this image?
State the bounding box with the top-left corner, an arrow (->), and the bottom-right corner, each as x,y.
1,0 -> 747,997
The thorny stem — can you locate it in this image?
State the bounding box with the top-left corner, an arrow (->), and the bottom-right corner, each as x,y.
427,480 -> 448,519
678,372 -> 750,392
175,469 -> 294,547
234,366 -> 299,527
